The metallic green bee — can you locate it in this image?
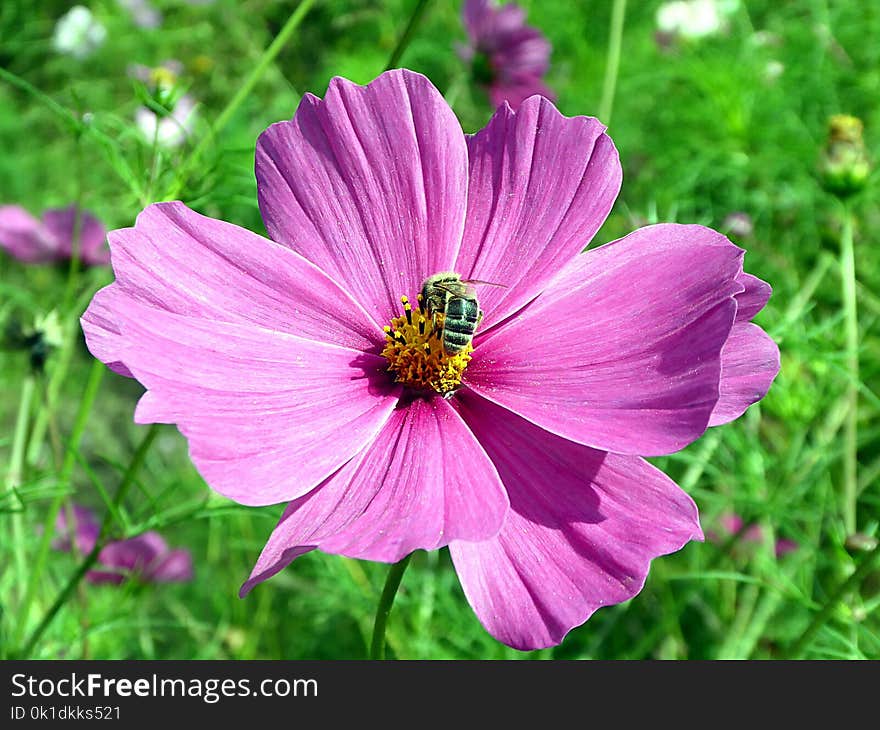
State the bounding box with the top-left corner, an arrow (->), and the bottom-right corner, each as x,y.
420,273 -> 503,355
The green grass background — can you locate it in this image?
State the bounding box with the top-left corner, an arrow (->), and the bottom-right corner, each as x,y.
1,0 -> 878,659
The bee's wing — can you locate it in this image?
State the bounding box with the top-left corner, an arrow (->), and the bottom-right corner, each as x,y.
433,281 -> 474,297
460,278 -> 508,288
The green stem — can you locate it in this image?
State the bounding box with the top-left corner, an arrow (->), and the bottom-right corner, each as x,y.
5,375 -> 35,596
679,429 -> 721,491
0,67 -> 82,134
143,97 -> 163,206
26,308 -> 87,468
370,554 -> 413,659
12,359 -> 104,649
598,0 -> 627,124
61,166 -> 84,315
786,544 -> 879,658
17,424 -> 160,658
164,0 -> 315,200
17,541 -> 103,659
384,0 -> 433,72
840,205 -> 858,535
444,71 -> 468,108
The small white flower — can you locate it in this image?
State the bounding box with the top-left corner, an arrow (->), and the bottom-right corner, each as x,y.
764,59 -> 785,82
136,95 -> 198,148
722,212 -> 754,238
656,0 -> 738,40
52,6 -> 107,59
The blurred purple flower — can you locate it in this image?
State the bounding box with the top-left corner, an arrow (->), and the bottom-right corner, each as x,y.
774,538 -> 798,557
711,512 -> 798,558
52,505 -> 101,553
0,205 -> 109,265
54,504 -> 193,584
117,0 -> 162,29
460,0 -> 553,110
81,69 -> 779,650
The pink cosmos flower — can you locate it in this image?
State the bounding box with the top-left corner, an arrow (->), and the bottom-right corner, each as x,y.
53,504 -> 193,584
0,205 -> 109,265
460,0 -> 554,110
80,69 -> 779,650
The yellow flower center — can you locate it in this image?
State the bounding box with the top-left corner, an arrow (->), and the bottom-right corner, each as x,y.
381,295 -> 473,396
150,66 -> 178,91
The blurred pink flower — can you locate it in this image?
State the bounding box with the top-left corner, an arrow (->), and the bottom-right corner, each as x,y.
54,505 -> 193,584
0,205 -> 109,265
722,211 -> 754,238
81,69 -> 778,650
711,512 -> 798,558
460,0 -> 554,110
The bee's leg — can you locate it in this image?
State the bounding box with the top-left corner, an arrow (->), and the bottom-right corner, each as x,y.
431,311 -> 442,338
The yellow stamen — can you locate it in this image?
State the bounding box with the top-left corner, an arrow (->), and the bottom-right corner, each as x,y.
382,295 -> 472,395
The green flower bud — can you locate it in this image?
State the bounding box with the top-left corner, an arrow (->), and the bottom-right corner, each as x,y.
819,114 -> 871,198
2,310 -> 63,373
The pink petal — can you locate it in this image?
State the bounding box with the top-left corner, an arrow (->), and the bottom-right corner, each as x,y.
0,205 -> 59,263
718,512 -> 745,535
53,504 -> 101,553
105,202 -> 382,351
80,285 -> 133,377
775,539 -> 798,557
42,205 -> 109,265
86,569 -> 127,585
109,298 -> 399,506
146,548 -> 194,582
494,30 -> 552,78
464,0 -> 527,41
256,69 -> 468,325
449,391 -> 702,651
455,97 -> 621,330
709,322 -> 780,426
735,272 -> 771,322
99,532 -> 167,572
240,397 -> 508,594
466,223 -> 743,456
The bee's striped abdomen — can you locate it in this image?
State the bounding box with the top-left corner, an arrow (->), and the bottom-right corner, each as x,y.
442,297 -> 480,353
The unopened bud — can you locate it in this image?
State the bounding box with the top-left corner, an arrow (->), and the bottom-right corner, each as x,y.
819,114 -> 871,197
2,310 -> 63,373
845,532 -> 878,553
